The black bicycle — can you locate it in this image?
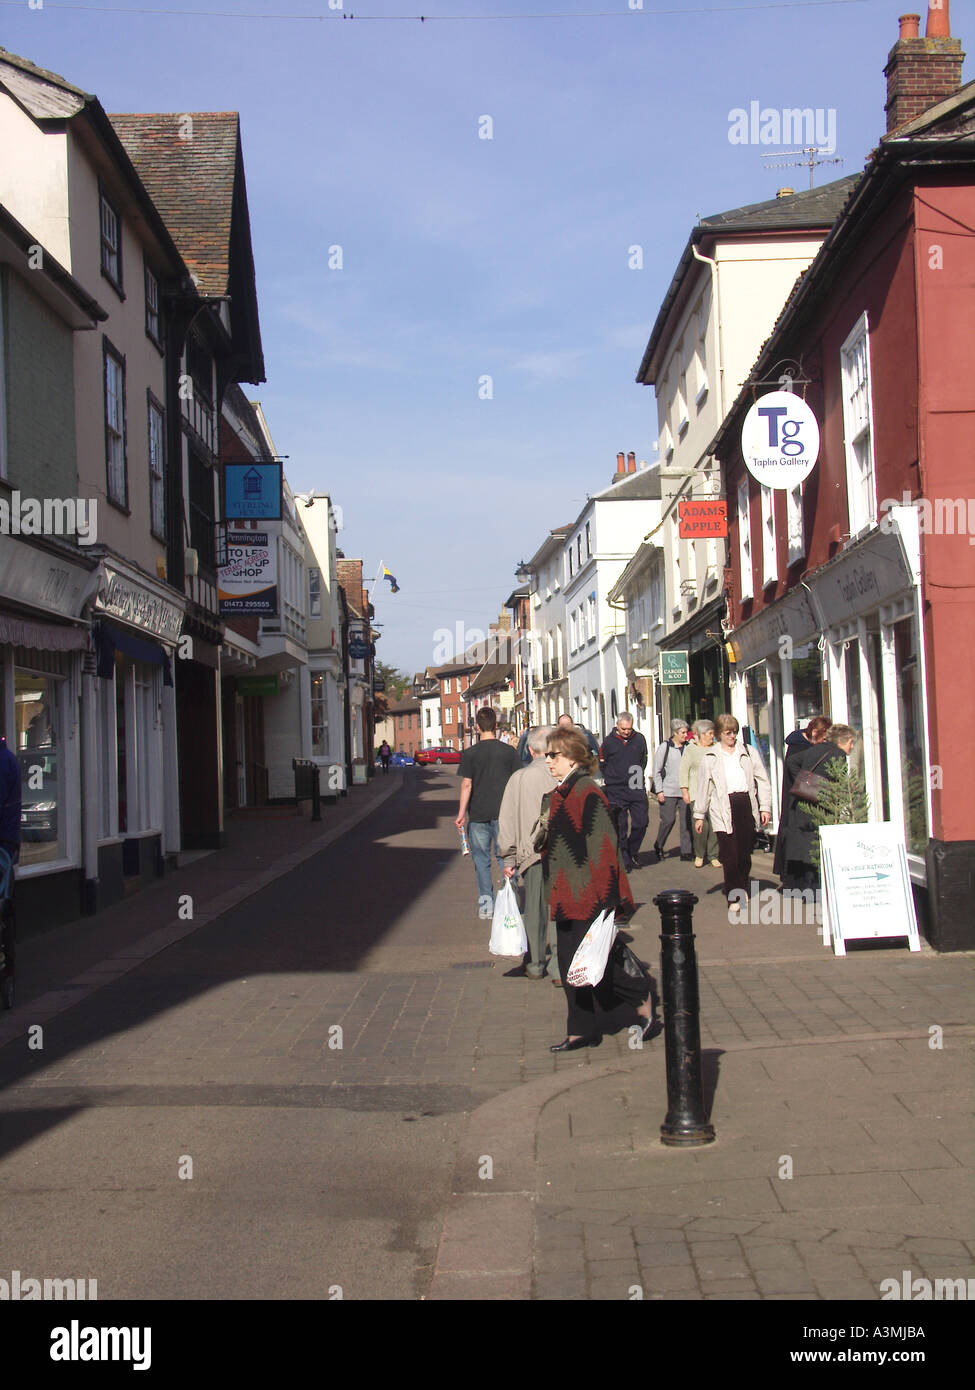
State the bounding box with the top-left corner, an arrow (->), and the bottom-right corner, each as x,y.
0,847 -> 14,1010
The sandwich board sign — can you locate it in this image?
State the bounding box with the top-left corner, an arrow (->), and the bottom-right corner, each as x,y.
818,822 -> 921,956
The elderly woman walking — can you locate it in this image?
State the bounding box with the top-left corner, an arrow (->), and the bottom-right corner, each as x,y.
680,719 -> 722,868
693,714 -> 772,919
542,726 -> 654,1052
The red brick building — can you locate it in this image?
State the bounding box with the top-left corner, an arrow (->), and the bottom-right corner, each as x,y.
712,4 -> 973,948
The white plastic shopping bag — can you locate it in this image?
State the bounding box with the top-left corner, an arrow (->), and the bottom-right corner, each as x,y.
488,879 -> 529,957
566,909 -> 618,987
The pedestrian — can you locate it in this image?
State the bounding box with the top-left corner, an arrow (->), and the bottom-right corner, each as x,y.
378,739 -> 392,773
650,719 -> 693,860
784,713 -> 829,757
679,720 -> 721,868
781,723 -> 859,890
498,726 -> 559,981
541,725 -> 654,1052
598,711 -> 649,872
556,712 -> 600,760
455,706 -> 520,916
693,713 -> 772,919
774,715 -> 831,886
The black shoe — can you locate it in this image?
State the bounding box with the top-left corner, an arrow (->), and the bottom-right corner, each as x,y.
629,853 -> 640,870
652,845 -> 663,862
549,1035 -> 601,1052
635,1012 -> 658,1043
680,854 -> 693,862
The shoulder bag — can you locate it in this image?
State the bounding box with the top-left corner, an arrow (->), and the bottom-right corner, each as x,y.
790,751 -> 833,805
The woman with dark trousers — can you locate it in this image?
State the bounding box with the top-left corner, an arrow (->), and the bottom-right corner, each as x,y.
541,726 -> 654,1052
693,713 -> 772,921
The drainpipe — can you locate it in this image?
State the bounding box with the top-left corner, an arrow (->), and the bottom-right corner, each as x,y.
691,244 -> 725,419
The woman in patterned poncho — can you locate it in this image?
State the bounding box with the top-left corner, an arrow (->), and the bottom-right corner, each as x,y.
542,727 -> 654,1053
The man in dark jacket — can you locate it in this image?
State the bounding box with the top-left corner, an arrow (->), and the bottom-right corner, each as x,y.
598,712 -> 649,872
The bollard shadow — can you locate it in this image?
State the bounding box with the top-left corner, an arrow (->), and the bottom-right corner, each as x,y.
700,1047 -> 724,1122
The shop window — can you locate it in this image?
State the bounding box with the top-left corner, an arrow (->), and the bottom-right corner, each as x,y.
311,673 -> 328,757
790,647 -> 824,727
15,669 -> 64,866
744,664 -> 770,769
894,617 -> 927,854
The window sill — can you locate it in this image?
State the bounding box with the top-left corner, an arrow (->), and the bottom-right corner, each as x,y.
100,268 -> 125,301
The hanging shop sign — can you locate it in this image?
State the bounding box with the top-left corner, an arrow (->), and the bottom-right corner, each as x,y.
741,391 -> 819,489
819,822 -> 921,956
223,463 -> 282,521
217,532 -> 278,615
678,499 -> 727,539
348,637 -> 370,660
659,651 -> 689,686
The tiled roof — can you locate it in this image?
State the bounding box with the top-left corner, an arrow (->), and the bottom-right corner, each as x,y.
109,112 -> 239,297
465,663 -> 514,697
0,46 -> 88,118
698,174 -> 861,231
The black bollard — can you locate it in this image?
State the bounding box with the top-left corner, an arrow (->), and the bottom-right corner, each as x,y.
311,764 -> 322,822
654,889 -> 715,1147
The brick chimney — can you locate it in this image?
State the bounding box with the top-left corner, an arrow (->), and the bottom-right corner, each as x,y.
885,5 -> 965,133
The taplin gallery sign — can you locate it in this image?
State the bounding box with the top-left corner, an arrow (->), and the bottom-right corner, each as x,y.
217,532 -> 278,615
741,391 -> 820,490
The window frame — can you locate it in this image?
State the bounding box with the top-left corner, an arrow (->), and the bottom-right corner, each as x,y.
840,311 -> 878,537
99,186 -> 124,295
738,480 -> 753,602
147,390 -> 166,542
103,337 -> 129,511
144,259 -> 162,349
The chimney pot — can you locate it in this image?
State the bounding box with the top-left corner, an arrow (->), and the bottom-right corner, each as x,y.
776,186 -> 796,198
926,1 -> 950,39
899,12 -> 921,39
627,451 -> 636,473
616,451 -> 626,472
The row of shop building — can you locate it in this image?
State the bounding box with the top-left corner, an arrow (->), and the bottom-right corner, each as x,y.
0,44 -> 377,931
434,8 -> 973,950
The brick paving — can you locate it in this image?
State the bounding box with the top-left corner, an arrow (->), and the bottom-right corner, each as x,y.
1,769 -> 973,1300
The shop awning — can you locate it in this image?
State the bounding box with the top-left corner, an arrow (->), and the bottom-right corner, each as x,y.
0,614 -> 90,651
94,620 -> 173,686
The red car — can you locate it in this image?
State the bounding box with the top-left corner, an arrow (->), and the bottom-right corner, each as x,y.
414,746 -> 462,765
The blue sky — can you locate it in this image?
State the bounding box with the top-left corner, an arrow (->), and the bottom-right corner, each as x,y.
3,0 -> 969,671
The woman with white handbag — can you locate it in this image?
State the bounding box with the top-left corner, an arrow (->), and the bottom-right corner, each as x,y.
541,727 -> 655,1053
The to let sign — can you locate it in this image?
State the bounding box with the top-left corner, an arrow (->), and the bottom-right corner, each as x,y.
679,499 -> 727,539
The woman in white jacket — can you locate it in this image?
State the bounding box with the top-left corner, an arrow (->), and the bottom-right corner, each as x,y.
693,713 -> 771,918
